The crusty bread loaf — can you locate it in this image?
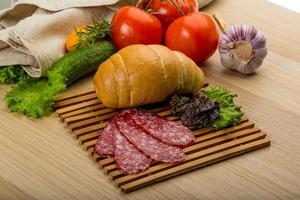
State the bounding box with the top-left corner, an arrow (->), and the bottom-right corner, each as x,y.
93,44 -> 205,108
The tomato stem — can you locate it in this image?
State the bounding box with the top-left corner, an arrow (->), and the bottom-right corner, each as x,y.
144,0 -> 154,11
135,0 -> 143,7
169,0 -> 185,16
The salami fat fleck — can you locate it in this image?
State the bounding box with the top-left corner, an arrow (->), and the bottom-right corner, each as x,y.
114,115 -> 185,163
114,126 -> 151,174
127,109 -> 195,147
94,121 -> 115,157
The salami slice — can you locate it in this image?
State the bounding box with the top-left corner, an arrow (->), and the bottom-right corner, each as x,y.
94,121 -> 115,157
127,109 -> 195,147
114,115 -> 185,163
114,125 -> 151,174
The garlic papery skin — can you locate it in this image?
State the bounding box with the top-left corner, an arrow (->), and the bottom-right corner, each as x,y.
218,24 -> 268,74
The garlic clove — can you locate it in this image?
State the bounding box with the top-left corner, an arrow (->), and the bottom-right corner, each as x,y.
218,24 -> 268,75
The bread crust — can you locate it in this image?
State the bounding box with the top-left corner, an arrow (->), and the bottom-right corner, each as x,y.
94,44 -> 205,108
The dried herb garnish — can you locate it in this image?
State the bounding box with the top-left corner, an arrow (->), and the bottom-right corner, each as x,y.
170,92 -> 220,128
170,87 -> 243,130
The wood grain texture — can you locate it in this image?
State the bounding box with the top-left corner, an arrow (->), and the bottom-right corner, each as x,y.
0,0 -> 300,199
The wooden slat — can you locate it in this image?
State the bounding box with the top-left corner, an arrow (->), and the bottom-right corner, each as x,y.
54,93 -> 98,109
54,89 -> 270,193
98,158 -> 115,168
64,104 -> 171,123
55,90 -> 96,102
144,106 -> 169,113
82,140 -> 97,150
194,121 -> 254,140
56,99 -> 101,116
78,131 -> 100,143
156,110 -> 171,117
87,147 -> 94,155
60,104 -> 106,119
166,116 -> 179,121
90,152 -> 108,162
64,108 -> 114,124
73,123 -> 106,139
69,117 -> 107,131
192,119 -> 250,137
187,128 -> 260,152
120,137 -> 270,193
103,164 -> 119,174
91,153 -> 101,162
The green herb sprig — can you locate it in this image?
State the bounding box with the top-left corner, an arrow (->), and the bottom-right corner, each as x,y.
74,18 -> 111,49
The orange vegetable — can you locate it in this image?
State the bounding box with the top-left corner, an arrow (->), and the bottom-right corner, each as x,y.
66,25 -> 88,52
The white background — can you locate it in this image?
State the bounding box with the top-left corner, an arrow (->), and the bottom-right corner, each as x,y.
0,0 -> 10,10
0,0 -> 300,13
267,0 -> 300,13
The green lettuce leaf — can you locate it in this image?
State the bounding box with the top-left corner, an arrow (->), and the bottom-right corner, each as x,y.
4,71 -> 68,118
202,87 -> 243,129
0,66 -> 30,84
5,78 -> 56,118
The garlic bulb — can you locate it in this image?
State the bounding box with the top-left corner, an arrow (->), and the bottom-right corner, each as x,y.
218,24 -> 268,74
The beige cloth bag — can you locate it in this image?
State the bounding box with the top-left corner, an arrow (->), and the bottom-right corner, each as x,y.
0,0 -> 213,77
0,0 -> 134,77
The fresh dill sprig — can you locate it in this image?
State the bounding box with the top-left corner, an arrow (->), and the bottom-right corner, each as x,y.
74,18 -> 111,49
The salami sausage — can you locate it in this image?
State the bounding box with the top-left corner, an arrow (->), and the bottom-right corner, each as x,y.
114,114 -> 185,163
94,121 -> 115,157
114,125 -> 151,174
127,109 -> 195,147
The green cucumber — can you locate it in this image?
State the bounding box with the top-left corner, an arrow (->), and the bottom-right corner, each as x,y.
5,41 -> 116,118
48,40 -> 116,89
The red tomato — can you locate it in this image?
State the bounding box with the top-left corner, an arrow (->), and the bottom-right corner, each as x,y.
143,0 -> 198,31
165,12 -> 219,64
112,6 -> 163,49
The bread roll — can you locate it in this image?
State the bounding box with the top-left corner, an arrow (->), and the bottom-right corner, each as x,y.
93,44 -> 205,108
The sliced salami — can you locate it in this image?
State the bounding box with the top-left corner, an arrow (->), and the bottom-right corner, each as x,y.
94,121 -> 115,157
127,109 -> 195,147
114,115 -> 185,163
114,125 -> 151,174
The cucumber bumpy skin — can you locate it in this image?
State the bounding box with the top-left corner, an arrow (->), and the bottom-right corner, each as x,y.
48,40 -> 116,89
5,41 -> 116,118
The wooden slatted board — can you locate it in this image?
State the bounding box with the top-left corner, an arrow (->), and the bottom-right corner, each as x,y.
54,89 -> 271,193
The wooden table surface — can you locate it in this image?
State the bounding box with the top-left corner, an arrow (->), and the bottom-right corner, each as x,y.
0,0 -> 300,199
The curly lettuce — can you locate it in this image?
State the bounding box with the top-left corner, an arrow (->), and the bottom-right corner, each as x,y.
0,66 -> 30,84
5,72 -> 67,118
5,78 -> 57,118
202,87 -> 243,129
